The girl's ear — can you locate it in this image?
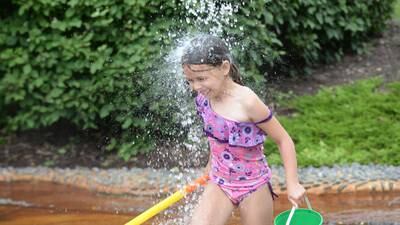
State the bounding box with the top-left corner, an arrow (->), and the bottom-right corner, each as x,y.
221,60 -> 231,76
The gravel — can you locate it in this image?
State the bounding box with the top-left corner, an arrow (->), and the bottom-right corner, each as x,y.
0,163 -> 399,195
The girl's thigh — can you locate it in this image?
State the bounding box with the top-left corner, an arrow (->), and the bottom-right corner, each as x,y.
238,184 -> 274,225
190,182 -> 235,225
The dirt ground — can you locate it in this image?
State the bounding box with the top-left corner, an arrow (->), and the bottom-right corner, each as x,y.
1,21 -> 399,169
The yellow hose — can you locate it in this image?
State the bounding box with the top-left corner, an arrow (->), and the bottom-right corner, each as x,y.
124,190 -> 185,225
124,175 -> 209,225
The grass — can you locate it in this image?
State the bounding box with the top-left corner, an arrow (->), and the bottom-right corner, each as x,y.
394,0 -> 400,20
265,77 -> 400,167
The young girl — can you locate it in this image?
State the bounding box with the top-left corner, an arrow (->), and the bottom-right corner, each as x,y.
181,34 -> 305,225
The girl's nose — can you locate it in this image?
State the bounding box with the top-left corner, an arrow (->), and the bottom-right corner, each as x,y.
192,82 -> 201,91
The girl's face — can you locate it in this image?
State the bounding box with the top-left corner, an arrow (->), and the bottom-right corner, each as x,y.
182,61 -> 230,98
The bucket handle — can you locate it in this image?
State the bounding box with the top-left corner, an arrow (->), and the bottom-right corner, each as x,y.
285,195 -> 312,225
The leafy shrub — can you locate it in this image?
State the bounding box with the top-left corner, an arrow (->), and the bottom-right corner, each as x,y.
0,0 -> 396,159
239,0 -> 395,75
0,0 -> 183,158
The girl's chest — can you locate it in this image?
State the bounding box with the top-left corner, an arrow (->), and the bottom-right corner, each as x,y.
209,100 -> 251,124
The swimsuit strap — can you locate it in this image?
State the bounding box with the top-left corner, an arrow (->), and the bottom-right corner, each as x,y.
254,110 -> 273,124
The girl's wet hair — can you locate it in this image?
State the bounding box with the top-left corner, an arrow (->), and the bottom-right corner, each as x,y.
181,34 -> 243,85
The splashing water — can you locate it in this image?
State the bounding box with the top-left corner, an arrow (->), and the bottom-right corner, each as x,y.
146,1 -> 242,224
147,35 -> 208,169
147,0 -> 241,169
183,0 -> 239,35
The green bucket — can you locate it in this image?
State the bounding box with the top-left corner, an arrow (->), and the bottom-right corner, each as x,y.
274,196 -> 323,225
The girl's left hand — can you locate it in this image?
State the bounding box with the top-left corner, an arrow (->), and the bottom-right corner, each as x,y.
287,182 -> 306,207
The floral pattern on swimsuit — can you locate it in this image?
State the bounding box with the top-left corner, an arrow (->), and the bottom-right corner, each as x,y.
195,93 -> 275,205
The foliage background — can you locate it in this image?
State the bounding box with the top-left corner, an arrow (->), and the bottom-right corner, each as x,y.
0,0 -> 397,162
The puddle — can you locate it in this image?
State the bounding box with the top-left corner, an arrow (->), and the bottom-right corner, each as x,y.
0,181 -> 399,225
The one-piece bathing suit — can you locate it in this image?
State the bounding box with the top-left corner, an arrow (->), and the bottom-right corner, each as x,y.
195,93 -> 278,205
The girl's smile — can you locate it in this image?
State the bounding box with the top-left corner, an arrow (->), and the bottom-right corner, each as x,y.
182,62 -> 232,99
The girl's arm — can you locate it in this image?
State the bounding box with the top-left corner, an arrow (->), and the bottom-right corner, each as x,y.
258,116 -> 305,206
245,91 -> 305,207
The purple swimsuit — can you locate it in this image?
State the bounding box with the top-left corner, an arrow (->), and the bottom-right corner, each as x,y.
195,94 -> 277,205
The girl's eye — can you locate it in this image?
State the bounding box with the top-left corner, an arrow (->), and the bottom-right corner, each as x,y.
198,77 -> 206,81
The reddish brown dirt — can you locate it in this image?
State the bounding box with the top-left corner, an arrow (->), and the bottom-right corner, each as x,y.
0,181 -> 399,225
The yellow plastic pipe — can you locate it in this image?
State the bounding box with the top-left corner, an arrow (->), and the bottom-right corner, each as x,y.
124,175 -> 209,225
124,190 -> 184,225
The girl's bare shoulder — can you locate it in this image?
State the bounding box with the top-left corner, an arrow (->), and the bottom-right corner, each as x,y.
237,86 -> 270,122
237,86 -> 262,107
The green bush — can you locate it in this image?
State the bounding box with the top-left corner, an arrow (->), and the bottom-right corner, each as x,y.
242,0 -> 395,74
265,78 -> 400,166
0,0 -> 396,159
0,0 -> 184,158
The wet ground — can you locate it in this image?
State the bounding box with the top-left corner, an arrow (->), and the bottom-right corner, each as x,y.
0,181 -> 399,225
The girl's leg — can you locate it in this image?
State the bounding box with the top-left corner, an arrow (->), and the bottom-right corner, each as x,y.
238,184 -> 274,225
190,182 -> 235,225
